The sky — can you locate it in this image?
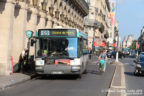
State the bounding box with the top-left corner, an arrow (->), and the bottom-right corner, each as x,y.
110,0 -> 144,41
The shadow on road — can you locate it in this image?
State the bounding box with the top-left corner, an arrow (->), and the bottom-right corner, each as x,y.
87,70 -> 103,75
125,72 -> 144,77
36,75 -> 80,80
124,72 -> 134,76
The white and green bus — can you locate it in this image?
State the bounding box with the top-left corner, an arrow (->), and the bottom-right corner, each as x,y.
34,28 -> 89,77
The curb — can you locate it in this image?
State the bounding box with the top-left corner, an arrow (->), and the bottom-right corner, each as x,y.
0,73 -> 37,91
0,77 -> 30,91
107,62 -> 126,96
107,62 -> 117,96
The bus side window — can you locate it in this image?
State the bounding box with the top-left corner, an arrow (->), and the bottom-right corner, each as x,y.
82,39 -> 88,55
78,38 -> 83,57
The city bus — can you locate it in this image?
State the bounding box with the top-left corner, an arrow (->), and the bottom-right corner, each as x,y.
34,28 -> 89,77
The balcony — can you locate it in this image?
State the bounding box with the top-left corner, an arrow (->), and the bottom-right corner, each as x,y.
85,19 -> 101,28
69,0 -> 89,17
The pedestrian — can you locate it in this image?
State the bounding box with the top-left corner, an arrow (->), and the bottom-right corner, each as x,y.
98,49 -> 107,72
89,48 -> 93,59
18,48 -> 27,73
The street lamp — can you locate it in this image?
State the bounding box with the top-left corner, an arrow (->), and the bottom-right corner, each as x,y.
64,16 -> 68,24
41,0 -> 47,11
68,20 -> 71,26
49,6 -> 54,16
60,13 -> 64,21
32,0 -> 38,7
115,27 -> 119,62
71,21 -> 74,27
55,10 -> 60,19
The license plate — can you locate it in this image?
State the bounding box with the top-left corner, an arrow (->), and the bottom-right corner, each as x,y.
51,71 -> 63,74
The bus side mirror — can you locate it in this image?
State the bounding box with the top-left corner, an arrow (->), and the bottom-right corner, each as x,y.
31,39 -> 36,46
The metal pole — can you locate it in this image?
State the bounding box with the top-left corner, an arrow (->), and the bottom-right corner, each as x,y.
115,0 -> 119,62
116,34 -> 119,62
27,38 -> 31,63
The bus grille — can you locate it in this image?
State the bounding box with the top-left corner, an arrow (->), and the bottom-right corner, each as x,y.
45,59 -> 55,65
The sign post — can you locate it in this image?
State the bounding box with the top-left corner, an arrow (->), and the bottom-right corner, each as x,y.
26,30 -> 33,64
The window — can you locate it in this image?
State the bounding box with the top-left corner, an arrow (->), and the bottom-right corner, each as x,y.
78,38 -> 88,57
36,38 -> 78,58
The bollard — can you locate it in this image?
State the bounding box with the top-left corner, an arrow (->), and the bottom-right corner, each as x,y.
10,56 -> 14,75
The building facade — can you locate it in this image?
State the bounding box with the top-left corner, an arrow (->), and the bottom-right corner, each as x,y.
122,36 -> 127,48
138,26 -> 144,52
122,35 -> 134,49
127,35 -> 134,48
84,0 -> 111,49
0,0 -> 89,75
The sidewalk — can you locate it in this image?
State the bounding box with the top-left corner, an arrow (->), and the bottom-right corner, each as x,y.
107,61 -> 126,96
0,73 -> 31,91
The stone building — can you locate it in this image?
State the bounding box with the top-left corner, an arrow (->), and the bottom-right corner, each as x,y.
84,0 -> 111,49
0,0 -> 89,75
122,35 -> 134,48
138,26 -> 144,52
122,36 -> 127,48
126,35 -> 134,48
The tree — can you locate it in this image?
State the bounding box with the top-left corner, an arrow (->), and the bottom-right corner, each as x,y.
129,40 -> 137,50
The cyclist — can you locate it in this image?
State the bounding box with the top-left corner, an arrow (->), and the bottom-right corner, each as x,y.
98,49 -> 107,72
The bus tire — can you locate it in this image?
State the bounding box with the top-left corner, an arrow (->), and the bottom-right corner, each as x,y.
78,74 -> 82,79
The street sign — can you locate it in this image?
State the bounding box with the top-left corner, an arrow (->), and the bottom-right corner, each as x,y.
26,30 -> 33,38
94,41 -> 106,47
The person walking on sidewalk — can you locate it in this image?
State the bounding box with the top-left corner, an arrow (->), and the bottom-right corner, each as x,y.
89,48 -> 93,59
18,48 -> 27,73
98,49 -> 108,72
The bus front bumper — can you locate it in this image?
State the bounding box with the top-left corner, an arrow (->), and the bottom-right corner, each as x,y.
35,65 -> 81,75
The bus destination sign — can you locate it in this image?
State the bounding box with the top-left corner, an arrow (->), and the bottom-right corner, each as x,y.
38,29 -> 77,37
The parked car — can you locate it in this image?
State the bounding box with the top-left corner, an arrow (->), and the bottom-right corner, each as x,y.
134,53 -> 144,76
108,51 -> 125,59
130,50 -> 137,57
107,51 -> 112,58
122,48 -> 130,55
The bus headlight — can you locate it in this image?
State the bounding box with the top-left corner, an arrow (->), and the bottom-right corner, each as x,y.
137,64 -> 141,68
36,60 -> 44,66
70,59 -> 80,65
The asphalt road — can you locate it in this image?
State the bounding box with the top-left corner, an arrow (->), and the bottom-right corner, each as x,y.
1,59 -> 115,96
120,57 -> 144,96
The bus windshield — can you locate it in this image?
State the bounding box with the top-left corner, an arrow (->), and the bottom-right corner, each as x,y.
35,38 -> 78,58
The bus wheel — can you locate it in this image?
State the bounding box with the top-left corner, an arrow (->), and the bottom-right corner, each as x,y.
78,74 -> 82,79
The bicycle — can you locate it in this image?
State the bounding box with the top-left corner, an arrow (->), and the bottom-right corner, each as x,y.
98,60 -> 106,73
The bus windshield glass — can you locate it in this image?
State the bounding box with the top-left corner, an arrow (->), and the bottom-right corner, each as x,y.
35,38 -> 78,58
